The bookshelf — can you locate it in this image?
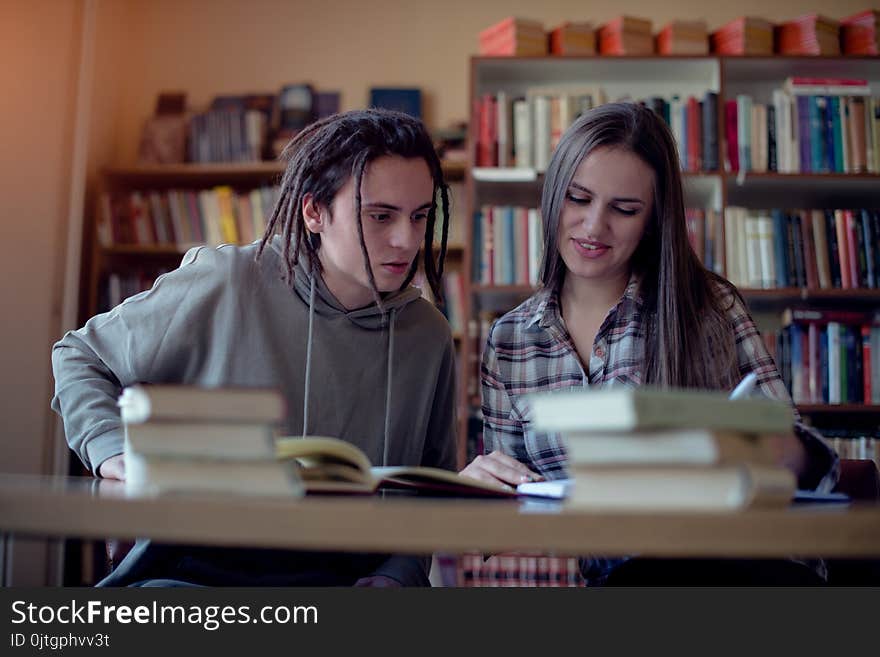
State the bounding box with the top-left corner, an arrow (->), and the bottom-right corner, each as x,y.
83,160 -> 466,324
461,54 -> 880,467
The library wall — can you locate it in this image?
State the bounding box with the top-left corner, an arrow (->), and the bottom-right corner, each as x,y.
0,0 -> 82,475
0,0 -> 85,585
107,0 -> 870,163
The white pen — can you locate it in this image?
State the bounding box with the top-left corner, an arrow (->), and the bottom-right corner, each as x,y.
729,372 -> 758,400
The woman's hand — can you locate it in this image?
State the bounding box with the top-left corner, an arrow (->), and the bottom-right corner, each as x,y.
460,450 -> 543,489
769,433 -> 808,480
97,453 -> 126,481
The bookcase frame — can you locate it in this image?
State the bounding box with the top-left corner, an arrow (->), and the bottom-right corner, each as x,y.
460,54 -> 880,467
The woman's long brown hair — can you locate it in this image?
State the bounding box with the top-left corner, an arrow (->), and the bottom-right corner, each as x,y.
540,102 -> 741,389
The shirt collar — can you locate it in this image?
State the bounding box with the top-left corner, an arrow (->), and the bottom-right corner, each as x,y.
526,272 -> 644,330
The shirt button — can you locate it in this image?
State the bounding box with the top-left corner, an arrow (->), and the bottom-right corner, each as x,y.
595,347 -> 604,358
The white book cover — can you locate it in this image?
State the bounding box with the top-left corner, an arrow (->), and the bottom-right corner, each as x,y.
744,211 -> 763,288
512,98 -> 532,169
772,89 -> 790,173
533,95 -> 552,173
756,212 -> 776,289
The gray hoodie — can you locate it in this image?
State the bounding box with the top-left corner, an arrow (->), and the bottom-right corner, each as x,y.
51,237 -> 457,585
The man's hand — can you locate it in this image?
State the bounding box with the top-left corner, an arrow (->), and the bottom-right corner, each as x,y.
97,454 -> 126,481
459,450 -> 543,488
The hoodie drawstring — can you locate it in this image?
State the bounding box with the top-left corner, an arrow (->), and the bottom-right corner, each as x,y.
301,269 -> 397,468
382,308 -> 396,466
302,274 -> 316,437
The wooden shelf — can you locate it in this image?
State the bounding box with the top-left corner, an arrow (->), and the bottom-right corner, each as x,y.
728,172 -> 880,182
103,159 -> 466,185
740,288 -> 880,304
797,404 -> 880,414
100,243 -> 465,257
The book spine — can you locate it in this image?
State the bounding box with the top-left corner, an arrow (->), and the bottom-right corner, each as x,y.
702,91 -> 719,171
827,322 -> 841,404
725,100 -> 739,171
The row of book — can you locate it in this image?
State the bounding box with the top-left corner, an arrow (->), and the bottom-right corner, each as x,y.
684,207 -> 724,275
475,89 -> 602,171
765,308 -> 880,405
724,207 -> 880,291
471,205 -> 543,286
824,431 -> 879,468
469,204 -> 722,287
728,82 -> 879,174
414,269 -> 466,336
479,12 -> 879,57
188,108 -> 267,164
98,186 -> 280,250
474,89 -> 719,172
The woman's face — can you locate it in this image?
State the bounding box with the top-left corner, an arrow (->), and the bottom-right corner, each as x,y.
557,146 -> 655,290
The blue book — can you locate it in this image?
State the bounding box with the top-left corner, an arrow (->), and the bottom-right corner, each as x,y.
369,88 -> 422,119
796,96 -> 812,172
809,96 -> 826,173
829,97 -> 844,173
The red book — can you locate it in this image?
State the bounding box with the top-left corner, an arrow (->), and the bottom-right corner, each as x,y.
841,10 -> 879,54
724,100 -> 739,172
686,96 -> 701,172
477,94 -> 498,167
799,210 -> 819,290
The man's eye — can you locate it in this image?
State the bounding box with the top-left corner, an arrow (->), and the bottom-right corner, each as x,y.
370,213 -> 391,222
412,213 -> 429,222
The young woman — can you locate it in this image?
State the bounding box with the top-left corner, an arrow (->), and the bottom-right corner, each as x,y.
52,109 -> 457,587
460,102 -> 837,584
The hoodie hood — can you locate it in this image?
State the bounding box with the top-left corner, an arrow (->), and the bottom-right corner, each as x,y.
270,236 -> 422,465
269,237 -> 422,329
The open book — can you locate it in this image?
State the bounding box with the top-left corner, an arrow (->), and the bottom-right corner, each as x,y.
277,436 -> 517,497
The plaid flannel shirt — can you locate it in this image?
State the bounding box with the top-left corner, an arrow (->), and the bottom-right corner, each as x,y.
480,275 -> 839,585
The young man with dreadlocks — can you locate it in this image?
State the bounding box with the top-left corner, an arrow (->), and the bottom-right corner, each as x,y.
51,109 -> 457,587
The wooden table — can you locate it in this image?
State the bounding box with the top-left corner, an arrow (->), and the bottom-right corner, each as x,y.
2,474 -> 880,557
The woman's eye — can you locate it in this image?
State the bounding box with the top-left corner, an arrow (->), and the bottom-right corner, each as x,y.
566,193 -> 589,205
370,213 -> 391,223
412,213 -> 429,222
614,207 -> 639,216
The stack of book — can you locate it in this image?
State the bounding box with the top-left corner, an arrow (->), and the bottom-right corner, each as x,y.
548,22 -> 595,55
656,20 -> 709,55
478,17 -> 547,56
528,388 -> 797,511
120,384 -> 302,497
841,10 -> 880,55
710,16 -> 774,55
776,14 -> 841,55
597,16 -> 653,55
